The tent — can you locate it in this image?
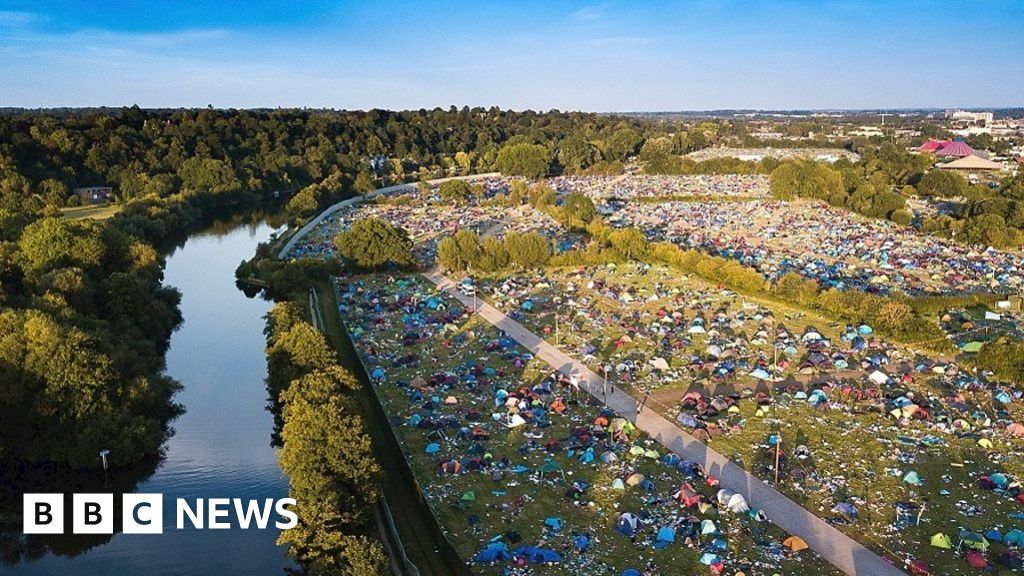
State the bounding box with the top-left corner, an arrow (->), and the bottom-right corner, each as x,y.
965,550 -> 987,569
654,526 -> 676,549
930,532 -> 952,549
960,530 -> 989,551
1004,529 -> 1024,546
868,370 -> 889,385
513,546 -> 561,564
903,471 -> 923,486
543,517 -> 563,532
425,443 -> 441,454
783,536 -> 808,552
726,493 -> 749,514
474,542 -> 509,563
961,341 -> 983,353
649,357 -> 670,371
614,513 -> 639,537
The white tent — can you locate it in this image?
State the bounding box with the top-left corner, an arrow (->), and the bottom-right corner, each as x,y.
649,357 -> 670,371
868,370 -> 889,386
506,414 -> 527,428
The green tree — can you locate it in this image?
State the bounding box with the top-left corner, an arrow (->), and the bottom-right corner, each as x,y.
562,193 -> 596,223
503,232 -> 550,268
558,135 -> 598,173
438,179 -> 472,205
333,218 -> 413,270
917,170 -> 968,197
496,143 -> 551,179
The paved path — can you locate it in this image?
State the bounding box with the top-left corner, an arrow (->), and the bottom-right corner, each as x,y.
423,269 -> 905,576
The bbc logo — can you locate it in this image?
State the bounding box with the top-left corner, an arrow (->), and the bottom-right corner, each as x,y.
24,493 -> 162,535
24,494 -> 297,534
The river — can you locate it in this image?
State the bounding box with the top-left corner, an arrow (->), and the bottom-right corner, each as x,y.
7,220 -> 294,575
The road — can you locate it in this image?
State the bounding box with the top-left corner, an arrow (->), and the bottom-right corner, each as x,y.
422,268 -> 906,576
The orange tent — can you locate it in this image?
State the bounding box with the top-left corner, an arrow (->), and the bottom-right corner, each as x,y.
783,536 -> 809,551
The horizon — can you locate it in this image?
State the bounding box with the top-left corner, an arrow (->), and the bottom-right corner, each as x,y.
2,0 -> 1023,110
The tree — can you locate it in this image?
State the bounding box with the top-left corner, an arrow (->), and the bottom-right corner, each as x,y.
353,170 -> 377,199
438,179 -> 472,205
608,227 -> 647,260
605,127 -> 643,161
769,161 -> 845,202
333,218 -> 413,270
528,183 -> 556,208
917,170 -> 968,198
562,193 -> 596,223
177,157 -> 241,195
496,143 -> 551,179
503,232 -> 550,268
558,135 -> 598,173
478,236 -> 509,271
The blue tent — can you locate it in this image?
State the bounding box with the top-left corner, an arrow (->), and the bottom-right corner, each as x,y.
474,543 -> 509,563
986,529 -> 1004,543
513,546 -> 561,564
1004,529 -> 1024,546
574,534 -> 590,551
622,570 -> 641,576
370,367 -> 385,379
425,443 -> 441,454
654,526 -> 676,549
544,517 -> 563,532
614,513 -> 639,536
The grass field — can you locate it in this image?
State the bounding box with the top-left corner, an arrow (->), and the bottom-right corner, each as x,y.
60,203 -> 121,220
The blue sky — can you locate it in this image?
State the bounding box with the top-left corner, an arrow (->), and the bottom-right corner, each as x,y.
1,1 -> 1022,110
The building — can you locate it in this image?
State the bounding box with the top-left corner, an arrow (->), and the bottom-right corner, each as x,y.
937,154 -> 1003,172
848,126 -> 884,138
73,186 -> 113,204
933,140 -> 977,158
945,110 -> 994,126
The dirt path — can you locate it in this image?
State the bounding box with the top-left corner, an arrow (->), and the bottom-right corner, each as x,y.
423,268 -> 906,576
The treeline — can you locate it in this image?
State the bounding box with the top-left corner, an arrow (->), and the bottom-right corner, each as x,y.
917,169 -> 1024,248
769,159 -> 910,223
264,301 -> 387,575
0,213 -> 184,468
0,107 -> 681,222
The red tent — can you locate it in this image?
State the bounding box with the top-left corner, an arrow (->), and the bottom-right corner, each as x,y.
965,551 -> 987,569
934,140 -> 976,158
918,139 -> 952,152
909,559 -> 929,575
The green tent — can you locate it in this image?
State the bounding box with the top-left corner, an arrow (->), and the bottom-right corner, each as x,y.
461,491 -> 476,502
930,533 -> 952,549
961,341 -> 984,353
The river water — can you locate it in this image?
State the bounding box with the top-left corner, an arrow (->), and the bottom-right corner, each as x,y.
8,220 -> 294,575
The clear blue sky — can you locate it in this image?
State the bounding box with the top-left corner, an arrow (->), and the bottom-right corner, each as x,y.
2,0 -> 1022,110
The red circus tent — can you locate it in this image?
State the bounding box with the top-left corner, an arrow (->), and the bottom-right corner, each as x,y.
933,140 -> 975,158
917,139 -> 952,153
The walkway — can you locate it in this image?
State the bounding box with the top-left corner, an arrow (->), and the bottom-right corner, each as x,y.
422,269 -> 906,576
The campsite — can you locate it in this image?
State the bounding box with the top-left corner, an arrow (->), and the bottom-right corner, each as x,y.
285,171 -> 1024,575
333,272 -> 839,575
